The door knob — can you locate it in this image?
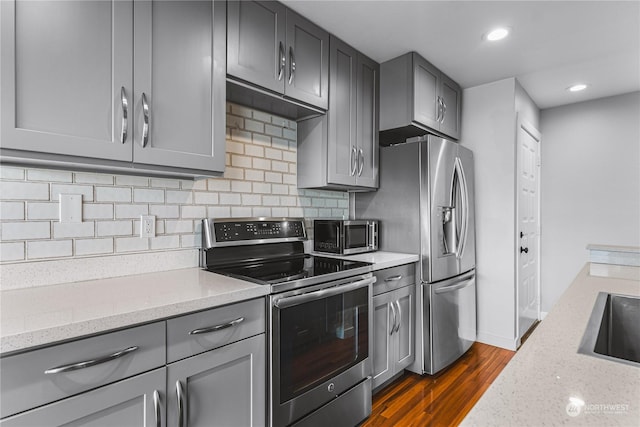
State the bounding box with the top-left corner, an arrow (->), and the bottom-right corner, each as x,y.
520,246 -> 529,254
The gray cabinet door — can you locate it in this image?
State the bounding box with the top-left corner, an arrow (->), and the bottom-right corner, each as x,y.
412,54 -> 440,132
372,292 -> 394,389
227,1 -> 285,95
327,36 -> 357,187
356,53 -> 380,189
395,285 -> 415,370
0,0 -> 133,162
167,335 -> 266,427
439,74 -> 462,140
0,368 -> 165,427
132,0 -> 225,173
284,9 -> 329,110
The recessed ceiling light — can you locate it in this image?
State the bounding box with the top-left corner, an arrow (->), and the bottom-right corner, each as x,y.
485,27 -> 510,41
568,84 -> 588,92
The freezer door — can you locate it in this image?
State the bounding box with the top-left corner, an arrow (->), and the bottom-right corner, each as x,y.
426,271 -> 476,374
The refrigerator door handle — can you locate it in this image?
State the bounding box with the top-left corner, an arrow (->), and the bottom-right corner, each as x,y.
454,157 -> 469,259
434,277 -> 474,294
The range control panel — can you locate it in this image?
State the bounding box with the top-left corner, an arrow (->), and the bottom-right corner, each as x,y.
212,219 -> 306,243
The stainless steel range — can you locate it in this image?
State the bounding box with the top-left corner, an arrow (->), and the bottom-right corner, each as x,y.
202,217 -> 374,427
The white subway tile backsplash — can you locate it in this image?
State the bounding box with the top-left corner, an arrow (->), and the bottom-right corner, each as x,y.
75,238 -> 113,256
265,124 -> 282,137
245,144 -> 265,157
283,128 -> 297,141
53,222 -> 95,238
150,235 -> 180,250
253,182 -> 271,194
150,178 -> 181,189
1,222 -> 50,240
230,180 -> 251,193
0,202 -> 24,220
165,220 -> 193,234
272,161 -> 289,173
245,119 -> 264,133
115,175 -> 149,187
242,194 -> 261,205
115,204 -> 149,219
207,179 -> 230,192
97,221 -> 132,237
95,186 -> 130,202
265,148 -> 283,160
252,157 -> 271,170
263,195 -> 280,206
282,151 -> 297,163
272,207 -> 289,217
115,237 -> 149,253
1,166 -> 25,180
219,193 -> 241,205
83,203 -> 114,220
186,179 -> 207,191
181,205 -> 206,219
166,190 -> 193,204
231,154 -> 252,169
230,104 -> 252,118
27,240 -> 72,259
150,205 -> 180,219
26,202 -> 59,220
282,174 -> 296,185
208,206 -> 230,218
252,207 -> 271,217
0,242 -> 25,261
271,184 -> 289,195
252,110 -> 271,123
231,129 -> 251,143
1,181 -> 49,200
232,206 -> 252,217
271,137 -> 289,150
223,167 -> 244,180
74,172 -> 114,185
181,233 -> 199,248
265,172 -> 282,183
226,140 -> 244,154
252,133 -> 271,146
245,169 -> 265,181
133,188 -> 164,203
27,169 -> 73,183
194,192 -> 219,205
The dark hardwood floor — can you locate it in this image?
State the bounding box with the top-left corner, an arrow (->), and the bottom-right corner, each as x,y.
362,342 -> 515,427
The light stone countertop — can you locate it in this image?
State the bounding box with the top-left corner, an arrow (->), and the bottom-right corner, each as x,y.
311,251 -> 419,271
0,268 -> 269,355
461,264 -> 640,427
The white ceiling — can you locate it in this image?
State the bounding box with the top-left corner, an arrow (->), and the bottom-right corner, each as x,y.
281,0 -> 640,109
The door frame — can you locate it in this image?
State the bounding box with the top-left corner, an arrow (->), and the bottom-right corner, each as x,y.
514,115 -> 542,348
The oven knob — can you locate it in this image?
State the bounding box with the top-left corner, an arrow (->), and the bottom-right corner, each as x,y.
327,383 -> 335,393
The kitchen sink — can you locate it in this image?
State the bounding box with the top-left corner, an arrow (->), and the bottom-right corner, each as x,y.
578,292 -> 640,367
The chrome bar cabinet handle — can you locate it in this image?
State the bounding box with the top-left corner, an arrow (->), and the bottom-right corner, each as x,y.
350,146 -> 358,176
120,87 -> 128,144
394,301 -> 402,333
288,46 -> 296,85
278,41 -> 285,81
358,148 -> 364,176
384,275 -> 402,282
389,302 -> 397,335
189,317 -> 245,335
176,380 -> 185,427
141,92 -> 150,148
153,390 -> 162,427
44,346 -> 139,374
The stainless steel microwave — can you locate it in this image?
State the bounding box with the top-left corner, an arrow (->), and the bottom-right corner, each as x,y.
313,219 -> 378,255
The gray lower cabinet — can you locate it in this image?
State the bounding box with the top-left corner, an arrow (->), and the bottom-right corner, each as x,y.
372,265 -> 415,390
0,368 -> 165,427
0,0 -> 226,177
167,334 -> 266,427
379,52 -> 461,144
227,0 -> 329,110
297,36 -> 379,190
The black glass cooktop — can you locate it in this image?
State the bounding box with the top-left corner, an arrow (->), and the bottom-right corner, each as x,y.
209,254 -> 371,285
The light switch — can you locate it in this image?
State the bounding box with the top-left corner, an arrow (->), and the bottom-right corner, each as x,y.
60,194 -> 82,223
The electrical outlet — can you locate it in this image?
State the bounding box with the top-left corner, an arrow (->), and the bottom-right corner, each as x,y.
140,215 -> 156,238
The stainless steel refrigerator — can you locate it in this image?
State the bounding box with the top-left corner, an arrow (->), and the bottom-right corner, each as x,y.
355,135 -> 476,375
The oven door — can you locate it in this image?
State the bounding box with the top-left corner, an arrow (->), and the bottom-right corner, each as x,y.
271,274 -> 374,426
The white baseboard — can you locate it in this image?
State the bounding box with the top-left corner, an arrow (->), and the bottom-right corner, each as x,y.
540,311 -> 548,320
476,331 -> 518,351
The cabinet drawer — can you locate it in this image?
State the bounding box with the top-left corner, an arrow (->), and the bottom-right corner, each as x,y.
166,298 -> 265,363
0,322 -> 165,419
373,263 -> 416,296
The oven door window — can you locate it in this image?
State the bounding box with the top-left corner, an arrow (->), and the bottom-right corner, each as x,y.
344,224 -> 367,250
277,286 -> 369,403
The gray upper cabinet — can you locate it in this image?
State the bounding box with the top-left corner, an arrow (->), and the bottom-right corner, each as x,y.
133,0 -> 226,173
227,1 -> 329,111
0,0 -> 226,177
0,0 -> 133,162
379,52 -> 462,144
297,36 -> 378,190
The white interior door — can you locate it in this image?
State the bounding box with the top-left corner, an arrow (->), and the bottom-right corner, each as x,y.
516,116 -> 541,346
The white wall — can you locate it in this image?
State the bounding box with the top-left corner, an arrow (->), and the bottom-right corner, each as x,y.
461,77 -> 540,350
0,103 -> 348,290
540,91 -> 640,312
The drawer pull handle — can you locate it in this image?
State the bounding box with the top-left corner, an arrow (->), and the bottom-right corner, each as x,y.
176,380 -> 185,427
44,346 -> 139,374
189,317 -> 245,335
153,390 -> 162,427
384,275 -> 403,282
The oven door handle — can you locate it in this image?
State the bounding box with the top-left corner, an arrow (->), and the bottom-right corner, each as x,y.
274,276 -> 375,309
